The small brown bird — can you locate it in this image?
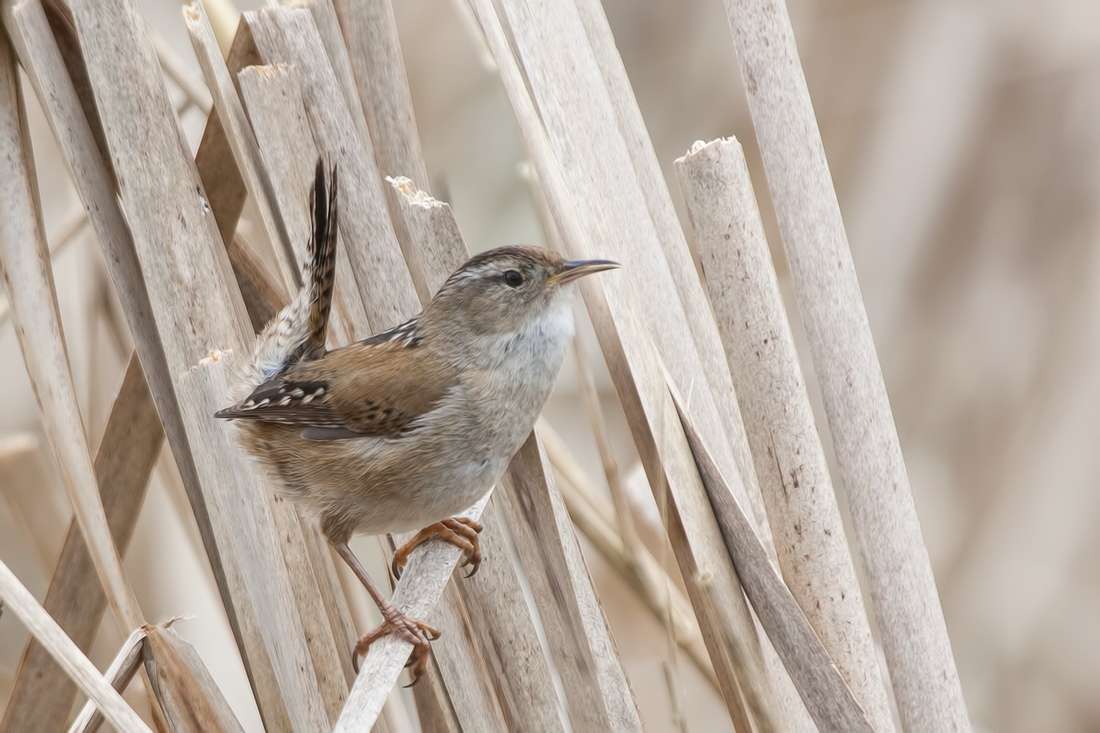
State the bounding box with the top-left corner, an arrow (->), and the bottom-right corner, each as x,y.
216,161 -> 617,677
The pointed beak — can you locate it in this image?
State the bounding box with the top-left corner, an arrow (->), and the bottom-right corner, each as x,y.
548,258 -> 620,285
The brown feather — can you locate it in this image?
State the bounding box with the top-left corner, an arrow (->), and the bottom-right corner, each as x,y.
302,160 -> 338,361
216,318 -> 458,438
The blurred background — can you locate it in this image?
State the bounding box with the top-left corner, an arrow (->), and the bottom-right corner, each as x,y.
3,0 -> 1100,730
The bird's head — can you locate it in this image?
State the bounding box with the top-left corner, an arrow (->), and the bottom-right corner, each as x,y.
425,246 -> 618,337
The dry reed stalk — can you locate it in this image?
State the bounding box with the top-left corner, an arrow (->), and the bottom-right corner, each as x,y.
671,385 -> 873,732
141,625 -> 246,732
676,138 -> 895,730
2,0 -> 194,664
0,206 -> 88,328
244,6 -> 419,331
0,435 -> 64,578
57,0 -> 338,724
193,19 -> 259,248
330,0 -> 435,302
568,0 -> 774,545
446,505 -> 569,733
469,0 -> 801,727
335,497 -> 490,731
503,433 -> 642,730
69,628 -> 148,733
723,0 -> 970,728
235,63 -> 368,346
536,421 -> 718,690
185,1 -> 298,293
149,29 -> 211,115
417,581 -> 507,732
387,177 -> 469,292
2,354 -> 162,732
570,338 -> 642,557
497,434 -> 644,731
0,22 -> 143,635
0,561 -> 150,733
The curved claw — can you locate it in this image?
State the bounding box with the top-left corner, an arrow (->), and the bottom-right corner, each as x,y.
351,613 -> 440,683
391,517 -> 485,580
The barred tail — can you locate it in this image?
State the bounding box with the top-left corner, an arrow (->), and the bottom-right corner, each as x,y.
239,159 -> 339,392
302,159 -> 338,359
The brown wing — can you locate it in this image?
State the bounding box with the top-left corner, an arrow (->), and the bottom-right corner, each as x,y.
215,326 -> 455,439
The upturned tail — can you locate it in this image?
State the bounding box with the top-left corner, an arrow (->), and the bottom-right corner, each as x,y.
241,160 -> 339,391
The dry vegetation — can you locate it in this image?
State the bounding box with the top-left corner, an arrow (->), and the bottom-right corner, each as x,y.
1,0 -> 1097,731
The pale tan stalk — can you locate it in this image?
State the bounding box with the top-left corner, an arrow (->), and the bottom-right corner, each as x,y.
55,0 -> 336,724
537,422 -> 718,691
0,561 -> 150,733
141,625 -> 247,732
69,629 -> 148,733
330,0 -> 435,302
0,25 -> 142,634
244,6 -> 419,330
333,498 -> 490,731
185,0 -> 298,292
676,137 -> 895,731
2,354 -> 162,733
470,0 -> 799,726
236,63 -> 367,346
497,435 -> 644,731
670,384 -> 874,732
722,0 -> 970,727
149,27 -> 211,114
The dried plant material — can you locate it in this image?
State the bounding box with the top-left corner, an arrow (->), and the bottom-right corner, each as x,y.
236,62 -> 367,346
69,628 -> 148,733
3,354 -> 162,733
670,383 -> 874,733
244,5 -> 419,330
676,137 -> 894,730
331,0 -> 435,302
387,176 -> 468,299
537,422 -> 718,691
46,0 -> 336,724
467,0 -> 792,726
334,498 -> 489,731
497,434 -> 643,731
0,24 -> 142,633
722,0 -> 969,728
185,0 -> 298,293
0,560 -> 150,733
141,624 -> 246,733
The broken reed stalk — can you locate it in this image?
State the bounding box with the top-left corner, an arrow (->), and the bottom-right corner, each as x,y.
69,628 -> 147,733
470,0 -> 808,727
676,137 -> 895,730
0,561 -> 150,733
724,0 -> 970,728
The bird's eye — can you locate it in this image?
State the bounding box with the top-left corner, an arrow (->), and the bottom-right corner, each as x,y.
503,270 -> 524,287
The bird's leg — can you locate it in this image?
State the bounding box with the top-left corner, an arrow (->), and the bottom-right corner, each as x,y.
391,517 -> 484,580
334,542 -> 440,681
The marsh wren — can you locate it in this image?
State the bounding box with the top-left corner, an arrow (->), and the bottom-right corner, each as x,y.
216,161 -> 617,678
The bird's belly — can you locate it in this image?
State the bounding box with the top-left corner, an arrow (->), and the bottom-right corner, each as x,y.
295,428 -> 507,538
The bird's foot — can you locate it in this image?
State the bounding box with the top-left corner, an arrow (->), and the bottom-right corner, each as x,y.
392,517 -> 484,580
351,609 -> 441,683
